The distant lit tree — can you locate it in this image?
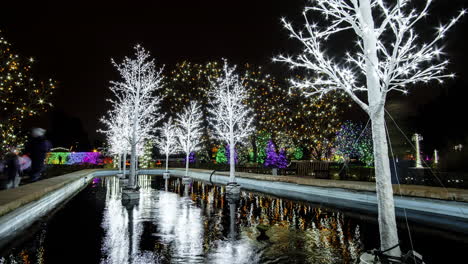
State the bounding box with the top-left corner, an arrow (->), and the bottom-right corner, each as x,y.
208,61 -> 255,183
176,101 -> 203,177
285,92 -> 346,160
277,149 -> 288,169
264,140 -> 278,168
139,140 -> 154,169
163,61 -> 222,160
334,121 -> 373,166
99,101 -> 132,175
155,117 -> 178,172
244,67 -> 346,160
215,145 -> 227,164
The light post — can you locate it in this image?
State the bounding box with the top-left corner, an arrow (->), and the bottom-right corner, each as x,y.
412,133 -> 423,168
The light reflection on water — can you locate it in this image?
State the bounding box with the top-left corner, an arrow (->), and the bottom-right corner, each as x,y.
99,176 -> 363,264
0,175 -> 363,264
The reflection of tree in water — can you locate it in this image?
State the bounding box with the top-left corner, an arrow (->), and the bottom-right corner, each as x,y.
100,176 -> 130,264
100,176 -> 160,264
185,181 -> 363,264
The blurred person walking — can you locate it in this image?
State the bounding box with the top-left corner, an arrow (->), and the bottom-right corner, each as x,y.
24,128 -> 52,182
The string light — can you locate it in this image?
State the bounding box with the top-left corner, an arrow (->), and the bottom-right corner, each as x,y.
0,32 -> 55,153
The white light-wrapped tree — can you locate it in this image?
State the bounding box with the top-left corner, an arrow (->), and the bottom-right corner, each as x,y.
208,60 -> 255,184
156,117 -> 178,172
109,45 -> 164,188
275,0 -> 464,256
99,102 -> 132,177
176,101 -> 203,177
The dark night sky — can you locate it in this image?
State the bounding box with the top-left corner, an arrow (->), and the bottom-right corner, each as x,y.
1,0 -> 468,151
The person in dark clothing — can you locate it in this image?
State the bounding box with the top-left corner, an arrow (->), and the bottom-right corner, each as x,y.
4,146 -> 21,188
24,128 -> 52,182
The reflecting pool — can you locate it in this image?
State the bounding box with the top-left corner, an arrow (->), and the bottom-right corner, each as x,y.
1,175 -> 466,263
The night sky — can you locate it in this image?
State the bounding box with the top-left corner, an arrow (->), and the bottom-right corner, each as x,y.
1,0 -> 468,152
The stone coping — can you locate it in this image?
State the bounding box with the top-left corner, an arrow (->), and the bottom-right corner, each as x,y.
0,169 -> 101,217
174,168 -> 468,203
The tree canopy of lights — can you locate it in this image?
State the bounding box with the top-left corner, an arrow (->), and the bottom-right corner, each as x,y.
175,101 -> 203,177
0,32 -> 56,155
99,99 -> 132,174
276,0 -> 464,256
244,66 -> 347,160
285,92 -> 347,160
107,45 -> 164,188
155,117 -> 178,172
334,121 -> 373,166
242,64 -> 288,135
208,60 -> 255,183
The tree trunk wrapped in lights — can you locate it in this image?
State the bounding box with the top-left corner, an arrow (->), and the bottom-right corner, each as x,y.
208,60 -> 255,183
275,0 -> 464,256
175,101 -> 203,177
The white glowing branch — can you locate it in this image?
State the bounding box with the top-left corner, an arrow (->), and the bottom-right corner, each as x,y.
175,101 -> 203,176
99,102 -> 132,156
156,117 -> 178,171
109,45 -> 164,147
276,0 -> 464,257
208,60 -> 255,146
107,44 -> 165,187
275,0 -> 465,113
208,60 -> 255,182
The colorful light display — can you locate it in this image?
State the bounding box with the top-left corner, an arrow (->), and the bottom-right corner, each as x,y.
264,140 -> 278,168
215,145 -> 227,164
46,152 -> 101,165
334,121 -> 373,166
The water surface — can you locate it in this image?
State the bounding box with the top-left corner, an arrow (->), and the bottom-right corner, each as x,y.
0,175 -> 466,263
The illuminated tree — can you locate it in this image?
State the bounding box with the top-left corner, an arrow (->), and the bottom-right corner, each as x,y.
285,92 -> 346,160
276,0 -> 464,256
0,32 -> 56,154
242,65 -> 288,135
109,45 -> 164,188
244,66 -> 346,160
139,140 -> 154,169
277,149 -> 288,169
99,101 -> 132,175
215,145 -> 227,164
334,121 -> 373,166
293,147 -> 304,160
163,61 -> 222,159
155,117 -> 178,172
176,101 -> 203,177
264,140 -> 278,168
208,61 -> 255,183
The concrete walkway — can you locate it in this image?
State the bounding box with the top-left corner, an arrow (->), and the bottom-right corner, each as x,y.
177,168 -> 468,202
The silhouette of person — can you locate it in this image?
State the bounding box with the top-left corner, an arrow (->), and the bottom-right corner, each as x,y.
24,128 -> 52,182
